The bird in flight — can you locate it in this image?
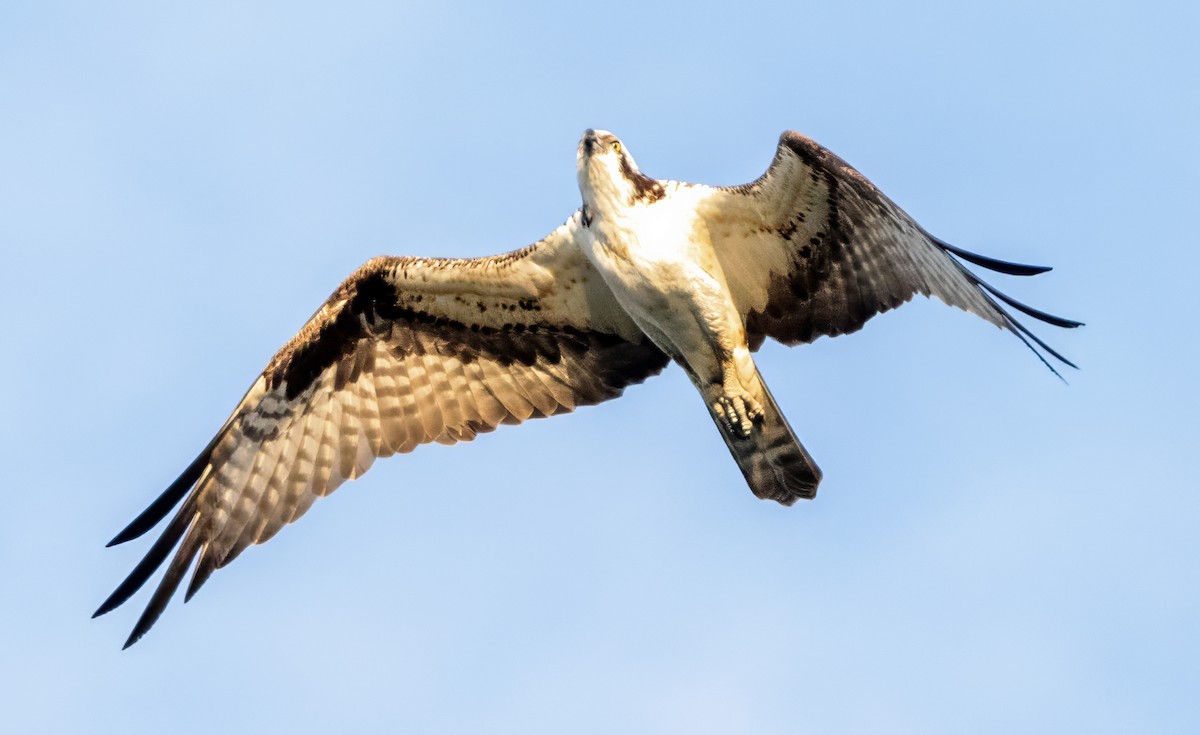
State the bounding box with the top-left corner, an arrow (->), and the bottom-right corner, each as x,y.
95,129 -> 1079,647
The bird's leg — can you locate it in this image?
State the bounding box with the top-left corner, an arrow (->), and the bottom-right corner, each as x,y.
656,282 -> 768,441
621,254 -> 769,440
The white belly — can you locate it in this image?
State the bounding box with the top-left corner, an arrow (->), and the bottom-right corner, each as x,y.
579,201 -> 741,372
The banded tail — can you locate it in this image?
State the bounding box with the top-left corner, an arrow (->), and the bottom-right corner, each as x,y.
709,378 -> 821,505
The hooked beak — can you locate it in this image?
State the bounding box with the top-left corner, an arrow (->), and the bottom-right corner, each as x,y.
581,128 -> 599,157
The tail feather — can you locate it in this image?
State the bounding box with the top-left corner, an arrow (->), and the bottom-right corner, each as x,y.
712,380 -> 821,505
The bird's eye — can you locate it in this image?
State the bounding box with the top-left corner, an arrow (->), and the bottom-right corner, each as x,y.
611,141 -> 622,153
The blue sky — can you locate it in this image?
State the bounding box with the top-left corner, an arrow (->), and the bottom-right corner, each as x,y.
2,1 -> 1197,732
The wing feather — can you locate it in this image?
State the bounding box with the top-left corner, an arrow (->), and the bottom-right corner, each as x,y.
698,131 -> 1081,362
374,354 -> 409,453
97,214 -> 668,646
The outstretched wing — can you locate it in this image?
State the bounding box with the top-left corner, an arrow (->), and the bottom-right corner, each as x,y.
95,213 -> 668,647
696,131 -> 1080,369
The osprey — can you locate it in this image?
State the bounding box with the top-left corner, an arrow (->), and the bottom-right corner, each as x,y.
96,129 -> 1079,647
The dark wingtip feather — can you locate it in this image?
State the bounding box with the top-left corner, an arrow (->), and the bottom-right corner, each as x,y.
1006,310 -> 1079,370
976,279 -> 1085,329
973,285 -> 1079,381
934,239 -> 1081,378
107,438 -> 218,546
93,497 -> 197,619
184,549 -> 218,603
122,525 -> 202,648
931,235 -> 1053,276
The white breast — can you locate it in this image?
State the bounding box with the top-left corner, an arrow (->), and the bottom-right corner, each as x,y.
578,184 -> 738,358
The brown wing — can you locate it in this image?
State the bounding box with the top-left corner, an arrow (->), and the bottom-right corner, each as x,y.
95,214 -> 668,647
698,131 -> 1080,368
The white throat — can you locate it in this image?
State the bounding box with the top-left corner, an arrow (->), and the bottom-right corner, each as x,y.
578,160 -> 634,219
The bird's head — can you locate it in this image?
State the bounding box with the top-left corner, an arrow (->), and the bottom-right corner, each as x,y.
577,129 -> 664,214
